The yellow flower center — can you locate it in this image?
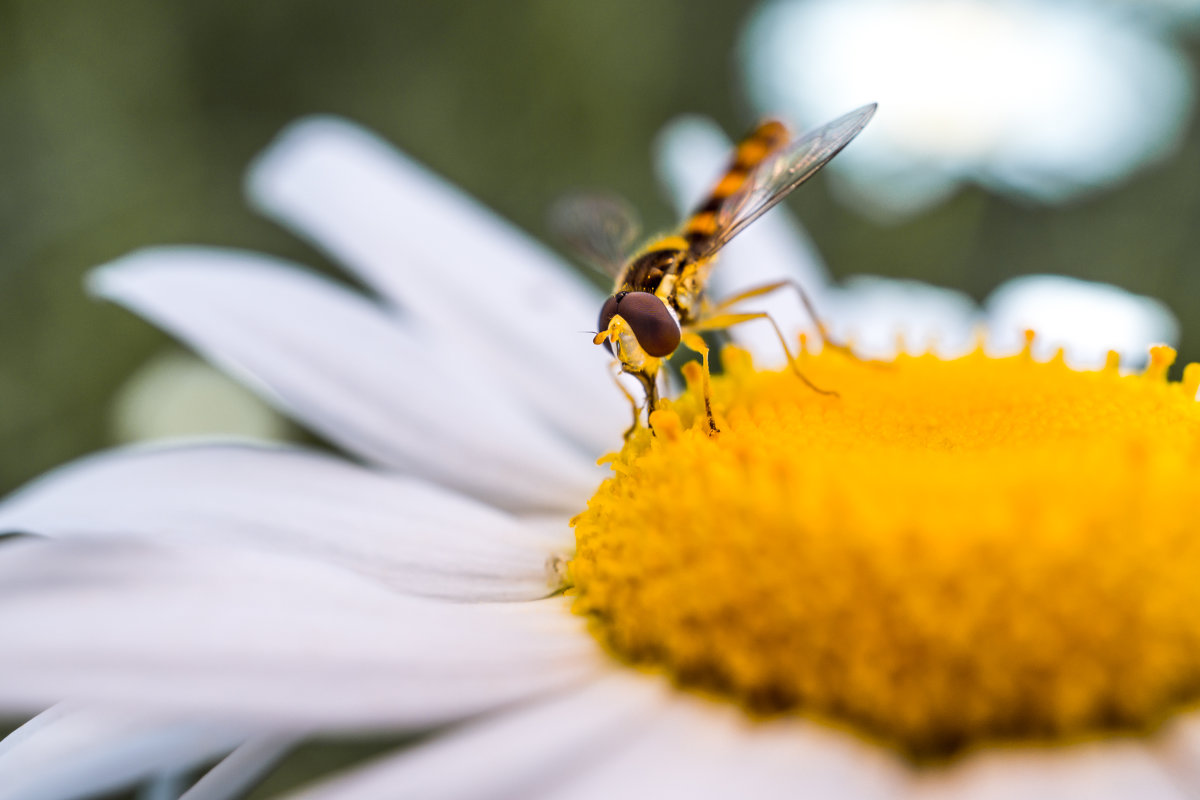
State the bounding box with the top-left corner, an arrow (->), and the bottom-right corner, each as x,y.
569,337 -> 1200,759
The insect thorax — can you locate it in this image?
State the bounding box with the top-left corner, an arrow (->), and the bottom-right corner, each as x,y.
672,266 -> 707,322
620,247 -> 678,294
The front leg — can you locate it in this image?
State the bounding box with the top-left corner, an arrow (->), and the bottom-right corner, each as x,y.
609,361 -> 643,441
680,333 -> 719,435
612,365 -> 663,441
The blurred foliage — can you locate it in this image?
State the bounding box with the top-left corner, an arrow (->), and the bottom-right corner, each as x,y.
242,734 -> 416,798
1,0 -> 1199,498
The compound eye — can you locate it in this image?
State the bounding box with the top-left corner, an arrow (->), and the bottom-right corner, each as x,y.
597,294 -> 622,355
617,292 -> 680,358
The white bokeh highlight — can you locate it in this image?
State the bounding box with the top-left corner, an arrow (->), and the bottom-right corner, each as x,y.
741,0 -> 1194,219
110,350 -> 292,445
984,275 -> 1180,367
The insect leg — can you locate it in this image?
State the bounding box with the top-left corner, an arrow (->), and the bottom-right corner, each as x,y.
609,361 -> 644,440
707,279 -> 857,360
635,368 -> 662,418
680,333 -> 720,435
692,311 -> 838,397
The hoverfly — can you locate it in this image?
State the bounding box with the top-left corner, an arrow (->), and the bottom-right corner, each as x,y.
558,104 -> 876,437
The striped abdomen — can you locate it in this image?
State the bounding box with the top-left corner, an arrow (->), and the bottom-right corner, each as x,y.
681,120 -> 789,252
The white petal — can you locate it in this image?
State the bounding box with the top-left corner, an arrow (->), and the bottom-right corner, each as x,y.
1152,712 -> 1200,794
280,672 -> 662,800
90,248 -> 602,513
737,720 -> 910,800
654,115 -> 837,367
913,740 -> 1188,800
827,276 -> 981,358
531,696 -> 908,800
247,116 -> 628,450
0,705 -> 244,800
181,736 -> 297,800
0,540 -> 603,729
984,275 -> 1179,368
0,442 -> 568,602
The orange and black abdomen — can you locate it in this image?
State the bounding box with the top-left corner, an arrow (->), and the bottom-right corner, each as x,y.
681,120 -> 789,252
615,122 -> 788,297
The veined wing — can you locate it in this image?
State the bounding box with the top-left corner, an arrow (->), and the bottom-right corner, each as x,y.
692,103 -> 876,260
549,192 -> 642,278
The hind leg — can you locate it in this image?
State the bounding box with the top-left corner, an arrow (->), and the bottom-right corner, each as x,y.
690,311 -> 838,397
708,279 -> 859,360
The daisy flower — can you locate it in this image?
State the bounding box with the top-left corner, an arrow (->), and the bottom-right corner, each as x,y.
740,0 -> 1195,218
0,114 -> 1195,800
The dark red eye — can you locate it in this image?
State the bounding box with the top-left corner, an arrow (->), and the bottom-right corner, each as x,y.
597,293 -> 623,355
617,292 -> 680,357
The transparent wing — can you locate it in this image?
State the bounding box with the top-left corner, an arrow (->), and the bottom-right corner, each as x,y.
694,103 -> 876,260
549,192 -> 642,278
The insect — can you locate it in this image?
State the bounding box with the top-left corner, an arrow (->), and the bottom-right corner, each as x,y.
558,104 -> 876,437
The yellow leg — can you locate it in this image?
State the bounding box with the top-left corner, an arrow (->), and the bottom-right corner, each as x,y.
680,333 -> 719,435
692,311 -> 838,397
709,279 -> 857,361
610,361 -> 643,440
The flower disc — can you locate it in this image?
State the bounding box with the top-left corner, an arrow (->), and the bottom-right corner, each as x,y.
570,341 -> 1200,758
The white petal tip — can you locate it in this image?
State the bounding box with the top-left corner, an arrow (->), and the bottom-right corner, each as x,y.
86,247 -> 260,302
87,247 -> 176,300
246,115 -> 384,214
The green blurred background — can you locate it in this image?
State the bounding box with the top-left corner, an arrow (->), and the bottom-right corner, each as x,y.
3,0 -> 1200,496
